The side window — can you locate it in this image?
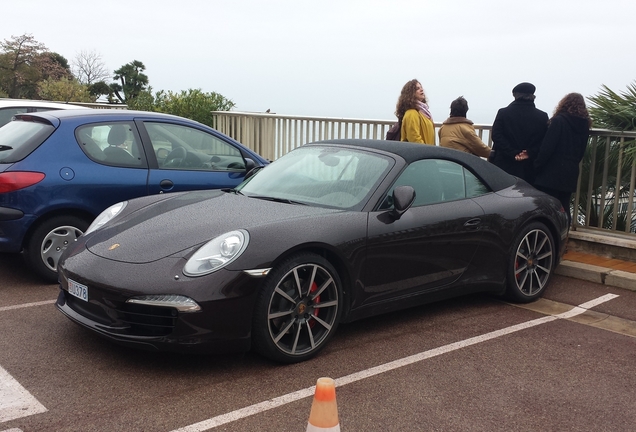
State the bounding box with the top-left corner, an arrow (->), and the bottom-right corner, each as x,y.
387,160 -> 446,207
382,159 -> 489,208
144,122 -> 244,171
464,169 -> 489,198
76,122 -> 144,167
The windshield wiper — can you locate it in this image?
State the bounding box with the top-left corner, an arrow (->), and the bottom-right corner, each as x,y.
222,188 -> 244,195
249,195 -> 307,205
0,145 -> 14,151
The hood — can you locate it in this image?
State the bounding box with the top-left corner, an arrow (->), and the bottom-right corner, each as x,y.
559,112 -> 590,133
441,117 -> 474,125
85,190 -> 342,263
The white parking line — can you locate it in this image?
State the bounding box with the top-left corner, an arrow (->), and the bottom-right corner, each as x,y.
0,365 -> 47,423
170,294 -> 620,432
0,300 -> 55,424
0,300 -> 55,312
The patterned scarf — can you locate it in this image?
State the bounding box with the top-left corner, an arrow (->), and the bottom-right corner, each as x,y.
416,101 -> 433,120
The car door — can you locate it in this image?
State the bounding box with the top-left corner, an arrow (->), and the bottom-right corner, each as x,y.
74,121 -> 150,205
361,159 -> 487,307
138,121 -> 251,194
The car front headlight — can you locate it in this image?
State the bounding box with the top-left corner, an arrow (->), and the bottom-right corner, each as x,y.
183,229 -> 249,277
85,201 -> 128,235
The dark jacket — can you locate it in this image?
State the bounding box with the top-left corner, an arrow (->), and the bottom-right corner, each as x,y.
491,99 -> 549,182
533,113 -> 590,192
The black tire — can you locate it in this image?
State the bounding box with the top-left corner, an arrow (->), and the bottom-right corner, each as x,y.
251,253 -> 343,363
505,222 -> 555,303
25,215 -> 90,283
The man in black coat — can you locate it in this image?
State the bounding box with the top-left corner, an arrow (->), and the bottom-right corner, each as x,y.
491,82 -> 549,183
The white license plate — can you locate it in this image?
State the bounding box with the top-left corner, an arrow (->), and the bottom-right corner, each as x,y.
68,279 -> 89,302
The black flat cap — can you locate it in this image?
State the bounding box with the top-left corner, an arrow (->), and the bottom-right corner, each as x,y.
512,82 -> 536,94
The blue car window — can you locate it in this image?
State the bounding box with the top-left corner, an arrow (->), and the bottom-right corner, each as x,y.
0,118 -> 56,163
76,122 -> 144,167
144,122 -> 245,171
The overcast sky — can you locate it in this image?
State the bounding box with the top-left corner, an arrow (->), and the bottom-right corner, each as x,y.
4,0 -> 636,124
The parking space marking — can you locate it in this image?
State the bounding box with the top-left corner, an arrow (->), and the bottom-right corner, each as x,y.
170,294 -> 620,432
511,294 -> 636,338
0,365 -> 47,423
0,300 -> 55,313
1,300 -> 54,424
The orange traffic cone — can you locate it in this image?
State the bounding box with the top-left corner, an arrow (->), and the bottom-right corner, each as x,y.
306,377 -> 341,431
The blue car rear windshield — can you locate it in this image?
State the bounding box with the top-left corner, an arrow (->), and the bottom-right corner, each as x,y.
0,119 -> 55,163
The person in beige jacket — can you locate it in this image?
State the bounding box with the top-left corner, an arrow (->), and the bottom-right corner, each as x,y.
439,96 -> 491,158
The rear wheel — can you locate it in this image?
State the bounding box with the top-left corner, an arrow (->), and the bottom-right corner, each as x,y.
25,215 -> 90,283
506,222 -> 555,303
251,253 -> 342,363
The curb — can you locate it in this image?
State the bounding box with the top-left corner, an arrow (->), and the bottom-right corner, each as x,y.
556,261 -> 636,292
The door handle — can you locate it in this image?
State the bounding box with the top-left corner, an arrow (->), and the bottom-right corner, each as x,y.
464,218 -> 481,228
159,179 -> 174,190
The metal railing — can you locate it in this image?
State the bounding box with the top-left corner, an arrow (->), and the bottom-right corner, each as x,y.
573,129 -> 636,235
212,111 -> 636,237
212,110 -> 493,161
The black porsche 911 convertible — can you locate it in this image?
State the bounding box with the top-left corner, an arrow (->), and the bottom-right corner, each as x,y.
57,139 -> 568,363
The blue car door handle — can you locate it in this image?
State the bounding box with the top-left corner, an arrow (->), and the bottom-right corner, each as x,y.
160,179 -> 174,190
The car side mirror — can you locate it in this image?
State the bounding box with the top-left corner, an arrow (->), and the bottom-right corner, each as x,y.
244,157 -> 255,172
391,185 -> 415,219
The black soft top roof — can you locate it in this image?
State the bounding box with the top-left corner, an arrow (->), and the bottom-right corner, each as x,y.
311,139 -> 517,192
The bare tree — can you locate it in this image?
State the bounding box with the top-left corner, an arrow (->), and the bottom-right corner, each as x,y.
72,49 -> 109,85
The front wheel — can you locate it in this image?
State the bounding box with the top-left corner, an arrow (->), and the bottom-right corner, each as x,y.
251,253 -> 342,363
505,222 -> 555,303
25,215 -> 90,283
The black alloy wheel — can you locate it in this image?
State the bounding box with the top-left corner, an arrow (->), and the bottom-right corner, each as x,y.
506,222 -> 555,302
252,253 -> 342,363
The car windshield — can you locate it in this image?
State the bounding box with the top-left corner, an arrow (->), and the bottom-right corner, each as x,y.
0,118 -> 55,163
237,145 -> 393,209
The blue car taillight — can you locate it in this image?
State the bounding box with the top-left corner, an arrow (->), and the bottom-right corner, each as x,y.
0,172 -> 46,193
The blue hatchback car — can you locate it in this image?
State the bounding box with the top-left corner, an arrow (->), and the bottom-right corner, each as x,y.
0,109 -> 268,282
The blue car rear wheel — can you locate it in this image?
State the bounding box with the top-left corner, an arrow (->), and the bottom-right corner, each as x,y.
25,215 -> 90,283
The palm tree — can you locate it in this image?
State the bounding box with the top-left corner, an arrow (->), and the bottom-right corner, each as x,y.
579,82 -> 636,233
111,60 -> 148,103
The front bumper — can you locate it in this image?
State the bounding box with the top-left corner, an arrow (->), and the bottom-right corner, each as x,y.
56,259 -> 264,355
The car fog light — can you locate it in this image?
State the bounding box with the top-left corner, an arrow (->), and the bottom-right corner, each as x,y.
127,294 -> 201,312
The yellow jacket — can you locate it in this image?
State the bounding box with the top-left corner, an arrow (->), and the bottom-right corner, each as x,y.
438,117 -> 491,158
401,109 -> 435,145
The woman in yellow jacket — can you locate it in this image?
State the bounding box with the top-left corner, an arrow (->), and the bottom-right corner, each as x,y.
396,79 -> 435,144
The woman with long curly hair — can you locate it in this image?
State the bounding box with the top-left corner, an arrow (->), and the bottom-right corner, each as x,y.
395,79 -> 435,144
533,92 -> 592,226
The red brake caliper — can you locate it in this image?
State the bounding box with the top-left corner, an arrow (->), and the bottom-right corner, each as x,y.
309,281 -> 319,328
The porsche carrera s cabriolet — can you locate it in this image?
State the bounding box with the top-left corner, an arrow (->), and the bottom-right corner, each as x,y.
57,139 -> 568,363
